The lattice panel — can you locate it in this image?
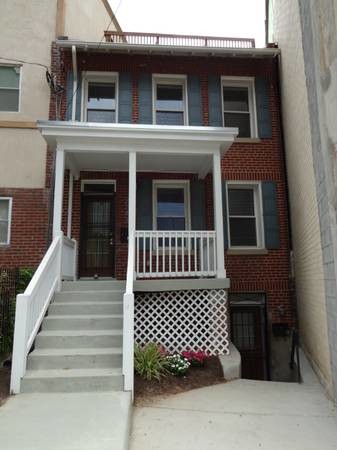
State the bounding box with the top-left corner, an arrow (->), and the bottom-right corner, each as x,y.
135,289 -> 229,355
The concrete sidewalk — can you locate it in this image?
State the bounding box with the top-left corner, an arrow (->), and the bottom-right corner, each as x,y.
0,391 -> 131,450
130,354 -> 337,450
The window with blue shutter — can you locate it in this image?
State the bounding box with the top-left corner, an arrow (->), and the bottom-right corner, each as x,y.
138,73 -> 153,124
188,75 -> 203,126
208,75 -> 222,127
118,72 -> 132,123
262,181 -> 280,249
66,71 -> 82,121
255,78 -> 272,139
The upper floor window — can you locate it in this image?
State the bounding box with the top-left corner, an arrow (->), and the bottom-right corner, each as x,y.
226,182 -> 264,248
0,65 -> 21,112
153,75 -> 187,125
222,77 -> 257,138
0,198 -> 12,245
82,72 -> 117,123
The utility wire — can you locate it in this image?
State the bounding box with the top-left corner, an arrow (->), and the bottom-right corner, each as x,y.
0,56 -> 49,71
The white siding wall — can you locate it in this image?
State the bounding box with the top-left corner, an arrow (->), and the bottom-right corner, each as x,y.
271,0 -> 333,396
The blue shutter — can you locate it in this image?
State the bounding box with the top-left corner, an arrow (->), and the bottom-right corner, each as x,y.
75,72 -> 82,121
136,179 -> 153,230
255,78 -> 272,138
188,75 -> 203,126
118,72 -> 132,123
66,71 -> 73,120
222,181 -> 228,249
262,181 -> 280,249
138,73 -> 153,124
66,71 -> 82,121
190,180 -> 206,230
208,75 -> 222,127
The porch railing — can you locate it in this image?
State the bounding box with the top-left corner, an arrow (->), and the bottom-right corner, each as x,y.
10,232 -> 76,393
135,230 -> 217,278
104,31 -> 255,49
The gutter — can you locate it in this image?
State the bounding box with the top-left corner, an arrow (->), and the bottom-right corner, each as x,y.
57,40 -> 280,58
71,45 -> 77,121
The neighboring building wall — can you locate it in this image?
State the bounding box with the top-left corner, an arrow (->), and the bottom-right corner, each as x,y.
0,0 -> 118,267
270,0 -> 333,396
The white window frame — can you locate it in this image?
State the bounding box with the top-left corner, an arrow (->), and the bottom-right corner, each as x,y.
80,179 -> 116,193
0,64 -> 21,113
152,180 -> 191,231
81,71 -> 119,123
221,76 -> 258,138
226,181 -> 264,249
152,74 -> 188,125
0,197 -> 13,245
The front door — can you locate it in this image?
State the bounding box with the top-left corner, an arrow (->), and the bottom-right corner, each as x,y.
230,296 -> 269,380
79,194 -> 115,277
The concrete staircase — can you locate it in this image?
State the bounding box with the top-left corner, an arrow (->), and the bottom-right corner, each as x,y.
21,280 -> 125,393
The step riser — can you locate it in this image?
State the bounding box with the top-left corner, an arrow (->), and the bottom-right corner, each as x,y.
49,303 -> 123,315
21,375 -> 123,393
27,353 -> 122,370
55,292 -> 123,302
35,334 -> 122,349
62,281 -> 126,292
42,317 -> 123,330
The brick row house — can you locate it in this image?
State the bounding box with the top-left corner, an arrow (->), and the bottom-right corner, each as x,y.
5,31 -> 295,394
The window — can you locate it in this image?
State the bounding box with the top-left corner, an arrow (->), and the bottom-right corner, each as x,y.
0,65 -> 20,112
222,77 -> 257,138
226,183 -> 264,248
153,181 -> 190,231
153,76 -> 187,125
82,73 -> 117,123
0,198 -> 12,245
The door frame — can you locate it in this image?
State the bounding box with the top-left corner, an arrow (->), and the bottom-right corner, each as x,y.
79,179 -> 117,278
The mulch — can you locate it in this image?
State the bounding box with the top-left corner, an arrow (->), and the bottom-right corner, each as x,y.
134,355 -> 226,405
0,364 -> 10,407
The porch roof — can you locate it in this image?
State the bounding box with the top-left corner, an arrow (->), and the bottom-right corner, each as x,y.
37,121 -> 238,177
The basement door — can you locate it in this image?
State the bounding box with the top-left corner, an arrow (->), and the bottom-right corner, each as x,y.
79,184 -> 116,278
230,294 -> 269,380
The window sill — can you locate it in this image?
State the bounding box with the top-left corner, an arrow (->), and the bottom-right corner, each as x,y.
227,248 -> 268,255
234,137 -> 261,143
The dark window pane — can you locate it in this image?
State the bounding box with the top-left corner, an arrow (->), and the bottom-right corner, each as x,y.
87,83 -> 115,110
223,87 -> 249,111
224,112 -> 251,137
157,188 -> 185,217
0,66 -> 20,88
0,89 -> 19,111
0,222 -> 8,244
157,84 -> 183,101
0,200 -> 9,220
87,109 -> 115,123
228,188 -> 255,216
83,183 -> 115,193
156,111 -> 184,125
229,217 -> 257,246
157,217 -> 185,230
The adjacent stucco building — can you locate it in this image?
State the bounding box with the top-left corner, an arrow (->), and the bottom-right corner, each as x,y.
268,0 -> 337,401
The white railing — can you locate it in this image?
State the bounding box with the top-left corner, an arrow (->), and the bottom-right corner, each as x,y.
135,230 -> 217,278
10,232 -> 77,393
61,236 -> 77,280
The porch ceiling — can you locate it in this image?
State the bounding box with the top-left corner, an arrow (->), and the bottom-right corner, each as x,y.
37,121 -> 238,178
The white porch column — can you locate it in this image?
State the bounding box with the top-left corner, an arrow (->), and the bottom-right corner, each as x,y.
67,172 -> 74,238
213,149 -> 226,278
53,149 -> 65,238
128,151 -> 137,278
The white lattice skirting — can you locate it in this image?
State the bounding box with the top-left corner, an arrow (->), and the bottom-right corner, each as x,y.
135,289 -> 229,355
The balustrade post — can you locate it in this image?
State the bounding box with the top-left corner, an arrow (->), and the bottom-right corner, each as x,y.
213,150 -> 226,278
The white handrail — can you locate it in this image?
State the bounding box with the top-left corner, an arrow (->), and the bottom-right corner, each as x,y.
10,232 -> 77,393
135,230 -> 217,278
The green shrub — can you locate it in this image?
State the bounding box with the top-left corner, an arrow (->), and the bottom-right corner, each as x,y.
134,343 -> 168,381
166,354 -> 190,376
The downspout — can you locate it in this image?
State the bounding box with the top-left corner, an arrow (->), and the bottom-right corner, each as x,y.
71,45 -> 77,121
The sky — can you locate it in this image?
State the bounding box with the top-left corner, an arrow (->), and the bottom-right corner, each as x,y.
108,0 -> 266,48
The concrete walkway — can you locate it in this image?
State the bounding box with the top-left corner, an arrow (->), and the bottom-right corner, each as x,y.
130,355 -> 337,450
0,391 -> 131,450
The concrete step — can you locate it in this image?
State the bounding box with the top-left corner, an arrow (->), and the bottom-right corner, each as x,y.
55,291 -> 124,303
49,301 -> 123,316
35,329 -> 123,349
27,347 -> 123,370
42,314 -> 123,331
21,368 -> 123,393
62,280 -> 126,292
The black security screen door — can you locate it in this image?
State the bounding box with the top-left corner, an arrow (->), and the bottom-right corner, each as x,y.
79,194 -> 115,277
